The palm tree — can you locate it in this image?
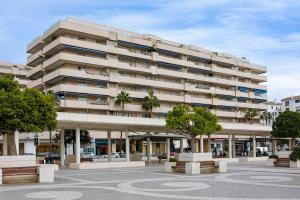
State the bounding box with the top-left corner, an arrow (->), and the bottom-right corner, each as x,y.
142,89 -> 160,118
115,91 -> 131,156
245,108 -> 258,125
260,111 -> 273,126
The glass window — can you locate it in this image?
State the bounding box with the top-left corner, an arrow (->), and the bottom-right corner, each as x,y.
78,66 -> 86,72
78,81 -> 87,86
78,94 -> 87,101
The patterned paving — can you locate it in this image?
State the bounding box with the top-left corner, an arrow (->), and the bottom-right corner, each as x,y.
1,162 -> 300,200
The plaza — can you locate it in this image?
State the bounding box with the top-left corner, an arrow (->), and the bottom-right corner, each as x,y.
0,162 -> 300,200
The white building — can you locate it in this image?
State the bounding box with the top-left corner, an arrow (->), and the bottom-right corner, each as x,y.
282,96 -> 300,112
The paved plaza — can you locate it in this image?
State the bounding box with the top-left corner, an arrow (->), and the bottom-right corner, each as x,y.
1,162 -> 300,200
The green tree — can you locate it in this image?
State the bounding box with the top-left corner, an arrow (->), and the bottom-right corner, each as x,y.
0,75 -> 57,155
245,108 -> 258,125
142,89 -> 160,118
166,104 -> 221,152
272,111 -> 300,149
115,91 -> 131,155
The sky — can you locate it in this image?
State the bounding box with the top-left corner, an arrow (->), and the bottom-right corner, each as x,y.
0,0 -> 300,101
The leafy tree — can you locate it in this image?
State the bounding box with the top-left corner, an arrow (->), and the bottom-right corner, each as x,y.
272,111 -> 300,149
115,91 -> 131,154
0,75 -> 57,155
166,104 -> 221,152
142,89 -> 160,118
245,108 -> 258,125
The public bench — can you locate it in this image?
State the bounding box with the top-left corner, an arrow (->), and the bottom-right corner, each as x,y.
274,158 -> 290,167
170,160 -> 226,174
1,166 -> 38,184
81,157 -> 93,163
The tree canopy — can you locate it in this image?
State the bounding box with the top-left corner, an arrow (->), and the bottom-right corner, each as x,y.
245,108 -> 258,124
272,111 -> 300,143
0,75 -> 57,155
166,104 -> 221,152
142,89 -> 160,118
114,91 -> 131,111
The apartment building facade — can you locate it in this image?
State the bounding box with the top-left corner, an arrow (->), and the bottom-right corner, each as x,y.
26,18 -> 268,123
1,18 -> 271,158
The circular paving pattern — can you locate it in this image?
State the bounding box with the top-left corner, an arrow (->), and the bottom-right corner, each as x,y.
248,175 -> 293,182
118,179 -> 211,192
25,191 -> 82,200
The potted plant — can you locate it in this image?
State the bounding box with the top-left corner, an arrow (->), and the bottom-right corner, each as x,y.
267,154 -> 278,167
290,146 -> 300,168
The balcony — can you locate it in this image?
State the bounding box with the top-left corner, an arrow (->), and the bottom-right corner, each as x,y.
43,68 -> 109,84
27,78 -> 43,89
27,64 -> 43,78
212,65 -> 267,82
60,99 -> 109,110
49,84 -> 116,96
112,103 -> 172,113
27,50 -> 43,66
111,74 -> 184,90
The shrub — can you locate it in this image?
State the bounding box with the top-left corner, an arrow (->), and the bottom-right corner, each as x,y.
169,157 -> 177,162
290,147 -> 300,161
269,154 -> 278,159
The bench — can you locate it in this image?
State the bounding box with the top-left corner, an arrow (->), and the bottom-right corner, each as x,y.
170,160 -> 225,174
1,166 -> 38,184
81,157 -> 93,163
274,158 -> 290,167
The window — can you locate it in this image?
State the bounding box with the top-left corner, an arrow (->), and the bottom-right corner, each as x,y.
78,36 -> 85,41
78,66 -> 86,72
78,81 -> 87,86
96,81 -> 107,88
56,93 -> 65,100
285,101 -> 290,106
78,94 -> 87,101
296,100 -> 300,103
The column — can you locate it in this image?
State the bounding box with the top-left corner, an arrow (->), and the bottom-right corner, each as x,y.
107,130 -> 112,162
200,135 -> 204,153
147,137 -> 151,164
228,133 -> 232,158
125,130 -> 130,162
274,139 -> 277,155
253,134 -> 256,157
75,127 -> 80,164
60,129 -> 65,166
208,134 -> 212,152
289,139 -> 292,150
166,138 -> 170,159
232,135 -> 236,158
15,132 -> 19,155
3,134 -> 7,156
180,138 -> 184,153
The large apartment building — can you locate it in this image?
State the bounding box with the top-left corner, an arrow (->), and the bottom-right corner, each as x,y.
0,61 -> 30,88
26,18 -> 268,126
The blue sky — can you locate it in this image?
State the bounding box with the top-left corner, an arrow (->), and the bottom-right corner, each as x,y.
1,0 -> 300,100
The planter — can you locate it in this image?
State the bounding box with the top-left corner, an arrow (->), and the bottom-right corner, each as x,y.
164,162 -> 176,173
290,160 -> 300,168
177,153 -> 212,162
277,151 -> 291,159
266,158 -> 276,167
0,155 -> 36,168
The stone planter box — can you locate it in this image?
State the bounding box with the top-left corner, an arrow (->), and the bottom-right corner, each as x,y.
0,155 -> 36,168
185,162 -> 200,174
277,151 -> 291,159
164,162 -> 176,173
290,160 -> 300,168
177,153 -> 212,162
266,158 -> 276,167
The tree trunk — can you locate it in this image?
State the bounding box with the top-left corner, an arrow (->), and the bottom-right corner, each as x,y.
120,131 -> 123,157
191,136 -> 196,153
49,130 -> 52,153
6,131 -> 17,155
